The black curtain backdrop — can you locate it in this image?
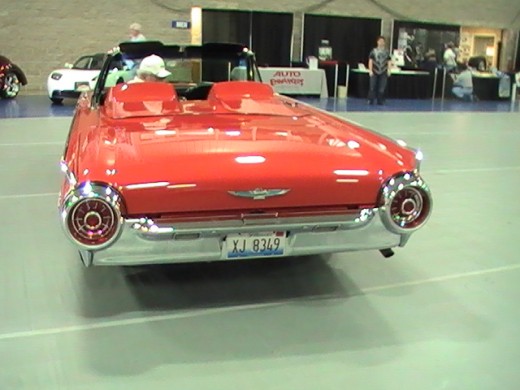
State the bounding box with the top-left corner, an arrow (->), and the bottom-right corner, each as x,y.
516,31 -> 520,71
303,14 -> 382,65
202,9 -> 251,47
252,12 -> 293,66
202,9 -> 293,67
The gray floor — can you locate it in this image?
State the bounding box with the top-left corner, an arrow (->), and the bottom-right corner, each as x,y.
1,113 -> 520,390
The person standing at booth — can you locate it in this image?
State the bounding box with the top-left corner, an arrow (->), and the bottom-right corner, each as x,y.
443,42 -> 457,72
368,36 -> 392,105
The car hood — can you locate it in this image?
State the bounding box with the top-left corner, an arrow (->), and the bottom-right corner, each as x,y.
75,110 -> 416,215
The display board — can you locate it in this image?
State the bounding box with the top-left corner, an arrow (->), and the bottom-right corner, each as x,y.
202,9 -> 293,67
258,67 -> 328,97
303,14 -> 381,66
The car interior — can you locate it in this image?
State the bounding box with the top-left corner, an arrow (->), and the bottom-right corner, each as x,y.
94,42 -> 262,106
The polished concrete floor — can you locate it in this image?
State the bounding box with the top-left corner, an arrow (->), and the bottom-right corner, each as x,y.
1,112 -> 520,389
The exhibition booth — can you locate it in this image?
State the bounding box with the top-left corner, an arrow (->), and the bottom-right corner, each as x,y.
390,20 -> 514,100
349,69 -> 433,99
200,10 -> 519,101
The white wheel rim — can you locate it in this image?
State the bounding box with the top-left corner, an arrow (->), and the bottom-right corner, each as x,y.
4,74 -> 20,97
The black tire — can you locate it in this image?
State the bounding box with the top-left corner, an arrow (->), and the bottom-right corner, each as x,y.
50,97 -> 63,104
0,72 -> 21,99
116,78 -> 124,84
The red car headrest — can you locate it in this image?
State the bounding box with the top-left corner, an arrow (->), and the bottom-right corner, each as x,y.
107,82 -> 178,102
104,82 -> 181,118
208,81 -> 274,102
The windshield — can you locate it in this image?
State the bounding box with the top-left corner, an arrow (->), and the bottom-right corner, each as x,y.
73,56 -> 92,70
94,43 -> 262,101
73,54 -> 106,70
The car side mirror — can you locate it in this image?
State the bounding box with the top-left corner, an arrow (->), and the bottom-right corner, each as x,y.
64,63 -> 73,69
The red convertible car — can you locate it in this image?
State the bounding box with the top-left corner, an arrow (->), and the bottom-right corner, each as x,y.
58,42 -> 432,267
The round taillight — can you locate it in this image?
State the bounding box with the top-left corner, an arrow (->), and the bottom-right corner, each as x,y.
379,173 -> 432,234
390,186 -> 430,229
67,198 -> 118,246
59,182 -> 124,251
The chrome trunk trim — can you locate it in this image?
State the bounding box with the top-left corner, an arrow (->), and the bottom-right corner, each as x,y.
127,208 -> 375,241
228,188 -> 291,200
78,208 -> 410,266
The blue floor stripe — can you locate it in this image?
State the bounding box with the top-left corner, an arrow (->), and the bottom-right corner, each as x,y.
1,95 -> 518,119
0,96 -> 76,119
297,97 -> 520,113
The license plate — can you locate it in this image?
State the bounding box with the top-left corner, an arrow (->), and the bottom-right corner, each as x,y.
75,81 -> 90,91
226,232 -> 286,259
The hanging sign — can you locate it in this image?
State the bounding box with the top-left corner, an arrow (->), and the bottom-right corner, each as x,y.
171,20 -> 191,29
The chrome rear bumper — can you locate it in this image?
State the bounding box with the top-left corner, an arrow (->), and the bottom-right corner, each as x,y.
82,209 -> 407,266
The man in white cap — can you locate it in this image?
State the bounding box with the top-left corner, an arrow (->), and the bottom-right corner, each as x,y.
129,55 -> 171,83
129,23 -> 146,42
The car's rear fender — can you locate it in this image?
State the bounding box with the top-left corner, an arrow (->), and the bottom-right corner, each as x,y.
10,64 -> 27,85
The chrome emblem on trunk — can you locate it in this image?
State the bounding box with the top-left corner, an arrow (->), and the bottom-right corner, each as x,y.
228,188 -> 290,200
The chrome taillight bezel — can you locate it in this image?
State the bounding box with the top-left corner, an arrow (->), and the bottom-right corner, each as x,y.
60,182 -> 124,251
379,172 -> 432,234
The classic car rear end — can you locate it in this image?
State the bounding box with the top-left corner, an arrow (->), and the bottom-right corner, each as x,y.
58,42 -> 432,267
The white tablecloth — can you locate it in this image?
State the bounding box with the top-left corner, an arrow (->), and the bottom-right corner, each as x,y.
259,67 -> 328,98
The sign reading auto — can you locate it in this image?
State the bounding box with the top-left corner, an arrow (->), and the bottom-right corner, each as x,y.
258,68 -> 328,97
269,71 -> 304,89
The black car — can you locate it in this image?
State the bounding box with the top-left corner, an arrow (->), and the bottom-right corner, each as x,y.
0,55 -> 28,99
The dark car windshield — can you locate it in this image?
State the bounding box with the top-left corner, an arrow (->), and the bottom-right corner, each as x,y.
95,43 -> 261,96
73,54 -> 106,70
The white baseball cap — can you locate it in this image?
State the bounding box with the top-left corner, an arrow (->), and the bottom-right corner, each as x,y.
137,55 -> 171,78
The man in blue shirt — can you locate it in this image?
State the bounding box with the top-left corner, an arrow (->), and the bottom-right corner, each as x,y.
368,36 -> 392,105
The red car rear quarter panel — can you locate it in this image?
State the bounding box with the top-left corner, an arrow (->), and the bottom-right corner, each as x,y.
68,97 -> 416,216
61,98 -> 100,199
